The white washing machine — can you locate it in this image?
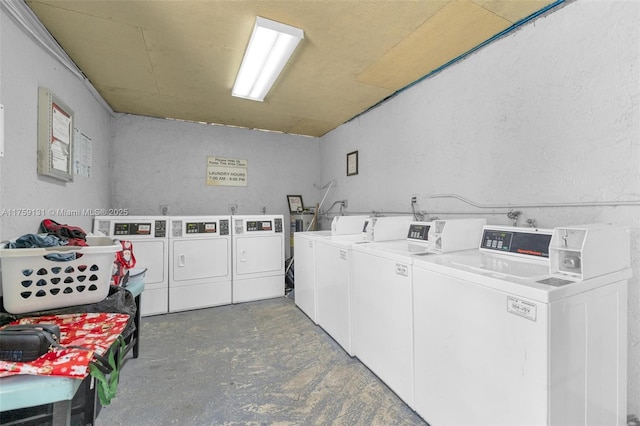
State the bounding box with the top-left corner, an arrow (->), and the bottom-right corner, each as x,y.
412,225 -> 630,426
93,216 -> 169,316
350,218 -> 486,409
294,215 -> 370,324
293,230 -> 330,323
232,215 -> 285,303
169,216 -> 231,312
315,216 -> 413,356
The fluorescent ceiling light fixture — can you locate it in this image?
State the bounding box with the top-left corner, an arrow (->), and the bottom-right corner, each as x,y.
232,17 -> 304,102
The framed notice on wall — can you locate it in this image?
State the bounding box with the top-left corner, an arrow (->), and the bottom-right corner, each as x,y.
37,87 -> 74,182
206,157 -> 248,186
287,195 -> 304,213
347,150 -> 358,176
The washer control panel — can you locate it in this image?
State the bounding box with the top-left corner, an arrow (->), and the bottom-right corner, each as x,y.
406,222 -> 431,242
480,227 -> 552,258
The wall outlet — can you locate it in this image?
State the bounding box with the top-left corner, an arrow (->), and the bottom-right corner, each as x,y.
160,204 -> 169,215
342,200 -> 348,208
228,204 -> 238,214
259,205 -> 268,214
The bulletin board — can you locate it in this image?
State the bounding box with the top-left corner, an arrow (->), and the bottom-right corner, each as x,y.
37,87 -> 74,182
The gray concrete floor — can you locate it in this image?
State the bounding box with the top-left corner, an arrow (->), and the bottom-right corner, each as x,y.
97,296 -> 428,425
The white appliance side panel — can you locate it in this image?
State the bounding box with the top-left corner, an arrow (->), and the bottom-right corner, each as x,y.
315,242 -> 352,354
293,234 -> 318,323
140,287 -> 168,317
549,280 -> 627,426
233,274 -> 284,303
351,250 -> 414,407
132,240 -> 168,290
412,266 -> 549,426
171,238 -> 230,284
169,281 -> 232,312
234,235 -> 283,276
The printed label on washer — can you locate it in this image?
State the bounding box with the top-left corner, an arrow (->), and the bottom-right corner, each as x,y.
395,263 -> 408,276
507,296 -> 537,321
339,250 -> 347,260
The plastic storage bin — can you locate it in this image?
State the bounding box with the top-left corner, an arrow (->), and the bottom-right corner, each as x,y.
0,237 -> 121,314
124,267 -> 146,296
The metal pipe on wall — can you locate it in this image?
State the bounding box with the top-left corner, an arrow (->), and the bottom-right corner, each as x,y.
426,193 -> 640,209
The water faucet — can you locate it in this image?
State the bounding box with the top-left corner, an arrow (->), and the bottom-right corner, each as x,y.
507,210 -> 522,226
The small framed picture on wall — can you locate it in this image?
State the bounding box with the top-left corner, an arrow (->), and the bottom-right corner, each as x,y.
347,150 -> 358,176
287,195 -> 304,213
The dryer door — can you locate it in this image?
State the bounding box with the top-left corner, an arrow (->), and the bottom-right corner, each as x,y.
172,238 -> 230,284
132,240 -> 167,290
234,235 -> 283,277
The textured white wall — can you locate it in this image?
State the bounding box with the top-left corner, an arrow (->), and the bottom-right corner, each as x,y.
1,0 -> 638,417
111,114 -> 320,257
320,0 -> 640,417
0,9 -> 113,242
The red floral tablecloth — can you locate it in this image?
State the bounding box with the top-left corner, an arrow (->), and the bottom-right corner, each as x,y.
0,312 -> 129,379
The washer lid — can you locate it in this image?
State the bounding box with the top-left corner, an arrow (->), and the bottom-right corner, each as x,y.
371,239 -> 431,255
413,250 -> 630,303
451,251 -> 549,280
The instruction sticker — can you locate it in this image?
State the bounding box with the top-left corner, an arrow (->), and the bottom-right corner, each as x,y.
507,296 -> 537,321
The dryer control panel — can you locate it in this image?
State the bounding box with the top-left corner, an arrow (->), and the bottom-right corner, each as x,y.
245,218 -> 283,233
233,215 -> 284,234
185,222 -> 218,234
171,217 -> 231,238
115,222 -> 151,236
247,220 -> 272,232
112,220 -> 168,238
182,220 -> 229,235
93,217 -> 168,238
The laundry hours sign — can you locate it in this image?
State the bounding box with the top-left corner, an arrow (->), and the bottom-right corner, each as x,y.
206,157 -> 248,187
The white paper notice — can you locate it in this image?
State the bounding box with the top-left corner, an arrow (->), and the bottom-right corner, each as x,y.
207,157 -> 248,186
51,139 -> 69,172
73,128 -> 92,177
52,105 -> 71,144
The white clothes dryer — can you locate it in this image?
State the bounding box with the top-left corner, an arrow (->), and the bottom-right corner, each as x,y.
169,216 -> 231,312
412,225 -> 630,426
232,215 -> 285,303
93,216 -> 169,316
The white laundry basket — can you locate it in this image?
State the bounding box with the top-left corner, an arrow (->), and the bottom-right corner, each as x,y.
0,237 -> 121,314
